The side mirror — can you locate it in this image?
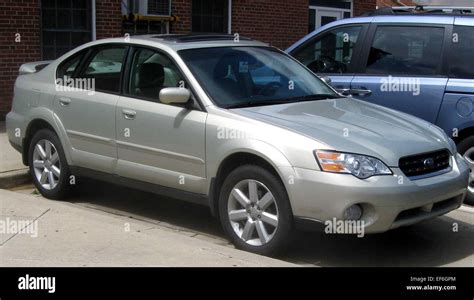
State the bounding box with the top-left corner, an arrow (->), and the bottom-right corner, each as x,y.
159,87 -> 191,104
320,76 -> 332,85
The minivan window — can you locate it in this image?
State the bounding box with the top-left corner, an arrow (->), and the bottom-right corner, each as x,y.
291,26 -> 361,74
449,25 -> 474,79
179,47 -> 337,108
78,47 -> 127,93
366,26 -> 444,76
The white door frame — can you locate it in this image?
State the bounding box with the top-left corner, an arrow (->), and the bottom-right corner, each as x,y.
309,3 -> 353,29
92,0 -> 96,40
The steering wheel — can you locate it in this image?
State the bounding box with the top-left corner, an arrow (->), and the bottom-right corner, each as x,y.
308,56 -> 347,74
258,81 -> 283,97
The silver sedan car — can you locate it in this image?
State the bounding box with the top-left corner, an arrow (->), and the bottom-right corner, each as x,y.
6,35 -> 469,255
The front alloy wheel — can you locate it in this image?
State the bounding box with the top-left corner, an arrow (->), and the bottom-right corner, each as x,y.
462,147 -> 474,205
227,179 -> 279,246
219,165 -> 293,255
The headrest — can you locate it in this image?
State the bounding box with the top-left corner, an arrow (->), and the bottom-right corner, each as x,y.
136,63 -> 164,88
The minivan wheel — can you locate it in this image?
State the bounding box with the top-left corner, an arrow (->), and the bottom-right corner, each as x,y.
218,165 -> 292,255
28,129 -> 71,200
457,136 -> 474,206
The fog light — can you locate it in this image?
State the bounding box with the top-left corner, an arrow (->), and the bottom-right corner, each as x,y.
344,204 -> 362,221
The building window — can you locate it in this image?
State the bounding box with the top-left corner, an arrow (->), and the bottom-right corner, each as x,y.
148,0 -> 171,16
41,0 -> 92,60
192,0 -> 229,33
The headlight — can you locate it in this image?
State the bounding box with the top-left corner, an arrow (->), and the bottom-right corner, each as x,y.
314,150 -> 392,179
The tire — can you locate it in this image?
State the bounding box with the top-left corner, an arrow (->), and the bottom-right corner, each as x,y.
457,136 -> 474,206
218,165 -> 293,256
28,129 -> 72,200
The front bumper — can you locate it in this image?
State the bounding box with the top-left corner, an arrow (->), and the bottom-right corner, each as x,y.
287,154 -> 469,233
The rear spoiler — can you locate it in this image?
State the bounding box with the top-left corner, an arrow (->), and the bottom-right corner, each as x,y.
19,60 -> 53,75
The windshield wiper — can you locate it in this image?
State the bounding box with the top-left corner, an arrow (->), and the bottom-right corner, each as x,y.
281,94 -> 340,102
224,99 -> 295,109
224,94 -> 340,109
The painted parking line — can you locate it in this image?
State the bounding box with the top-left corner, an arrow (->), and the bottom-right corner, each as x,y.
459,205 -> 474,214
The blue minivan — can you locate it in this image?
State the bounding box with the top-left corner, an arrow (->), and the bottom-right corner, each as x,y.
287,6 -> 474,205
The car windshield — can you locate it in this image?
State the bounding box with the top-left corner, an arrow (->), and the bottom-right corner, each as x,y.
178,46 -> 338,108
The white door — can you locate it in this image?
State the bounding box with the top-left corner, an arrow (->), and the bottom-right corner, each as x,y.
316,9 -> 344,28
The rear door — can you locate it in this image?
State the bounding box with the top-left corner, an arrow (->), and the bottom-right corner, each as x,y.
436,18 -> 474,137
54,45 -> 128,173
351,23 -> 450,123
289,24 -> 368,93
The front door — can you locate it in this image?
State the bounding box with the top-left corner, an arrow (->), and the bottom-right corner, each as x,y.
115,47 -> 207,194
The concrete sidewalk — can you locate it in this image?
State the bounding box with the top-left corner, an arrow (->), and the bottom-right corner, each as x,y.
0,189 -> 295,267
0,122 -> 30,188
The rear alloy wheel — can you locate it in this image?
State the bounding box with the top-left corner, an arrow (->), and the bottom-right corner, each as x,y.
28,129 -> 72,200
457,136 -> 474,206
32,139 -> 61,190
219,165 -> 292,255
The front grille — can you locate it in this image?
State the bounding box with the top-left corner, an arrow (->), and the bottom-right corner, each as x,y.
399,149 -> 450,178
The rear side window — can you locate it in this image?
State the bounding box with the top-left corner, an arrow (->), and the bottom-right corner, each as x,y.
56,52 -> 84,80
78,47 -> 127,93
291,26 -> 362,74
449,25 -> 474,79
366,26 -> 444,76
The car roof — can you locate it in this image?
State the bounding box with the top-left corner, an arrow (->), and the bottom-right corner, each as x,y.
86,34 -> 269,52
286,13 -> 474,53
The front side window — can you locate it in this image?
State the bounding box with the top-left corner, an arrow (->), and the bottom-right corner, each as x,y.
449,25 -> 474,79
179,47 -> 336,108
366,26 -> 444,76
291,26 -> 361,74
128,48 -> 185,102
78,47 -> 127,93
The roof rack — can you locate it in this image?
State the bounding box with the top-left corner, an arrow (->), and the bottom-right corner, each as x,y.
369,5 -> 474,16
151,34 -> 253,43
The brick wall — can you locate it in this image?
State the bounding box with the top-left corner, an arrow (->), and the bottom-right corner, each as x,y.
0,0 -> 41,120
95,0 -> 123,39
354,0 -> 377,16
171,0 -> 192,33
170,0 -> 308,50
231,0 -> 308,50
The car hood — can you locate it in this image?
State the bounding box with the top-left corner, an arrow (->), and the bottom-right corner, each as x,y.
232,98 -> 449,167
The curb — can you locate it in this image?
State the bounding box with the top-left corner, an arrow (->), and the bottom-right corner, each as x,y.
0,168 -> 31,189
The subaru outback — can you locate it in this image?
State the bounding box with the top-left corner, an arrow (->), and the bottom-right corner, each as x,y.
6,34 -> 469,255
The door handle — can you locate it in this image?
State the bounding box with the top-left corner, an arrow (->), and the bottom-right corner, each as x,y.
59,97 -> 71,106
350,88 -> 372,96
337,88 -> 352,96
336,88 -> 372,97
122,109 -> 136,120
